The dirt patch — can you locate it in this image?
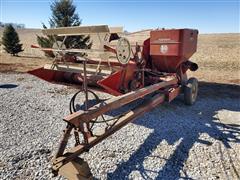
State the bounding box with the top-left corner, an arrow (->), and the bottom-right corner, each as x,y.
0,63 -> 24,72
16,77 -> 25,81
229,79 -> 240,84
47,88 -> 72,95
0,53 -> 51,73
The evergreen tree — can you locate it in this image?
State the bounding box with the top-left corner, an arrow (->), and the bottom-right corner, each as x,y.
2,24 -> 23,56
37,0 -> 92,57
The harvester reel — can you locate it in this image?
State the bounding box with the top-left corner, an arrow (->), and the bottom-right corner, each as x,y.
116,37 -> 131,65
52,41 -> 66,57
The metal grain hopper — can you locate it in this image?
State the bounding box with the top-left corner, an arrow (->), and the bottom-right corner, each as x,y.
29,25 -> 199,179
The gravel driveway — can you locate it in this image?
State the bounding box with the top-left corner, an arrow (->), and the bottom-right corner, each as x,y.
0,72 -> 239,180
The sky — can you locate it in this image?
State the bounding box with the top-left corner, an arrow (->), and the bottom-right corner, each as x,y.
0,0 -> 239,33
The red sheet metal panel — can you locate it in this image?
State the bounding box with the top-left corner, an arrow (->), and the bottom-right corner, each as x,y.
97,62 -> 137,96
150,29 -> 198,73
28,67 -> 65,82
97,70 -> 123,96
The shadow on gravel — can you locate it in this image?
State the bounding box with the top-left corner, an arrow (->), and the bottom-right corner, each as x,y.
0,84 -> 18,89
107,81 -> 240,180
198,81 -> 240,99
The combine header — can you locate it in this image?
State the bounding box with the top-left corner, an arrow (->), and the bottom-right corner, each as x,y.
29,25 -> 199,179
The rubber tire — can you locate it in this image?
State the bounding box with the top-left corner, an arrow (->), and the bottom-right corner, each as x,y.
184,77 -> 198,105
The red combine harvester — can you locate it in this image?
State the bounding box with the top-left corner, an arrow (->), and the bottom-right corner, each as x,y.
29,25 -> 199,179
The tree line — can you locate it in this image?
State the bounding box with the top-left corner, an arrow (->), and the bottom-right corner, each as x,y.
0,22 -> 25,29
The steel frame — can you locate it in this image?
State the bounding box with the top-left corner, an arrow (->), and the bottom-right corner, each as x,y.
52,77 -> 179,175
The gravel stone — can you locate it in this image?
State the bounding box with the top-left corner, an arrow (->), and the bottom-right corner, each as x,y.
0,72 -> 239,179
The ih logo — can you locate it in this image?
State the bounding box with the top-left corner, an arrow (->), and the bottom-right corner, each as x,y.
160,45 -> 168,54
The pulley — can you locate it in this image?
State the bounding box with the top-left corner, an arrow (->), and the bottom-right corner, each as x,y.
116,37 -> 131,65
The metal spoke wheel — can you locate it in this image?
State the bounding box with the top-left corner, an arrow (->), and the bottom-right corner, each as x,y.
52,41 -> 66,57
184,77 -> 198,105
69,89 -> 100,114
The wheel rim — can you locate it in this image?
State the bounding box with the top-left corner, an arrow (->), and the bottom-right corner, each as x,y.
69,89 -> 100,114
192,84 -> 197,101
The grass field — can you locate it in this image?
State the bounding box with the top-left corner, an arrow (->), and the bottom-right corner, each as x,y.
0,28 -> 239,84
